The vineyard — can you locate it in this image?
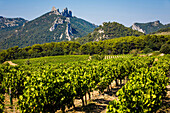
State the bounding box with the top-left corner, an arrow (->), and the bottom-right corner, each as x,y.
0,55 -> 170,112
11,55 -> 89,66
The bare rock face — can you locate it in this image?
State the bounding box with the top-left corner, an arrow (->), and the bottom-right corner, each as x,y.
65,18 -> 73,41
49,17 -> 64,31
65,23 -> 73,41
49,17 -> 73,41
60,33 -> 63,39
131,23 -> 145,33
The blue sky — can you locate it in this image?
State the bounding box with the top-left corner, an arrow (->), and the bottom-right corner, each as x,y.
0,0 -> 170,27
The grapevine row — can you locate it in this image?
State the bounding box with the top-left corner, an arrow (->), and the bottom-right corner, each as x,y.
0,55 -> 169,112
107,55 -> 170,113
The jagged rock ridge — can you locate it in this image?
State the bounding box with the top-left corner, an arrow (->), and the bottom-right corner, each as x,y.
51,7 -> 72,17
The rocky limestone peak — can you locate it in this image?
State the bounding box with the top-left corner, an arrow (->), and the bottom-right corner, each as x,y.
61,7 -> 72,17
62,8 -> 68,13
51,7 -> 61,15
51,7 -> 72,17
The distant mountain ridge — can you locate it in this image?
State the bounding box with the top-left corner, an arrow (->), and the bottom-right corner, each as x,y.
0,16 -> 27,30
0,7 -> 97,49
131,20 -> 170,34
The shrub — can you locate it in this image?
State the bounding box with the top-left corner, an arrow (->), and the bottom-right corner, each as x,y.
143,46 -> 153,54
160,44 -> 170,54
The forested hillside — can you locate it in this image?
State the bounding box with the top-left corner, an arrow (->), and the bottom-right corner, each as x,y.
79,35 -> 170,55
75,22 -> 144,44
152,27 -> 170,34
0,35 -> 170,63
